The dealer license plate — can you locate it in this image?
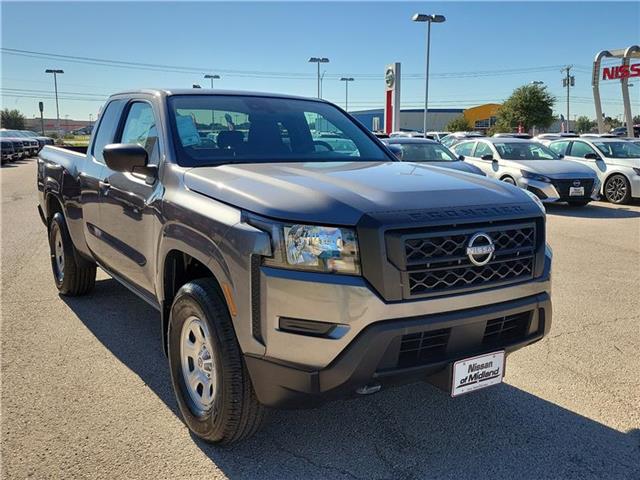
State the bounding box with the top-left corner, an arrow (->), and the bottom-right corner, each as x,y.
451,351 -> 505,397
569,186 -> 584,196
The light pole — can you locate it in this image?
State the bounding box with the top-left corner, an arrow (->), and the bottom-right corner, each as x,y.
531,80 -> 544,85
204,74 -> 220,88
340,77 -> 354,112
308,57 -> 329,98
45,69 -> 64,137
412,13 -> 446,137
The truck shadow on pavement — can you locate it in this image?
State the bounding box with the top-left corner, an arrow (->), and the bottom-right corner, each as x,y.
62,278 -> 639,480
545,201 -> 640,219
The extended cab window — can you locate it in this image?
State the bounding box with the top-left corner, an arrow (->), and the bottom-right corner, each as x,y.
167,95 -> 390,167
120,102 -> 160,164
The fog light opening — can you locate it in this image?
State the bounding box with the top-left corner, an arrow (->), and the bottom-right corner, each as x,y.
356,384 -> 382,395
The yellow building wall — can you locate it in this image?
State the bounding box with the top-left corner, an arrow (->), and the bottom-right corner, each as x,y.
463,103 -> 501,126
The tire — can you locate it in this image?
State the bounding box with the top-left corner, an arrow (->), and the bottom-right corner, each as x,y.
49,212 -> 96,295
501,176 -> 517,185
168,278 -> 268,444
567,200 -> 590,207
604,174 -> 631,204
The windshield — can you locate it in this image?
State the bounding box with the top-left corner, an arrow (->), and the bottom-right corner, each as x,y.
494,142 -> 559,160
395,142 -> 458,162
168,95 -> 391,167
593,141 -> 640,158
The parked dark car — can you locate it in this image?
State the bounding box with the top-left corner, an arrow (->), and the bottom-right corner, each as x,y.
382,137 -> 485,176
0,132 -> 27,159
0,130 -> 39,156
20,130 -> 55,150
1,139 -> 17,163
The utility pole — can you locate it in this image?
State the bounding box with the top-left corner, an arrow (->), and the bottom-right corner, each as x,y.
45,69 -> 64,137
340,77 -> 354,111
561,66 -> 574,133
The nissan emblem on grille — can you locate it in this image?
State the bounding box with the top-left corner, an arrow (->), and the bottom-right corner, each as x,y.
466,233 -> 495,266
573,180 -> 581,187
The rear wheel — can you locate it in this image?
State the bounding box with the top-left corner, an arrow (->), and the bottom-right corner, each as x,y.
48,212 -> 96,295
604,174 -> 631,204
168,278 -> 268,444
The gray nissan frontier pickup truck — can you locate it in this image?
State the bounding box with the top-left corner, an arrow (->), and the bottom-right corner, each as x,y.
37,89 -> 552,444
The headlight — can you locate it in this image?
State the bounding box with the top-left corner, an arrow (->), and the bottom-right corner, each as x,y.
521,170 -> 552,183
249,215 -> 360,274
522,188 -> 546,213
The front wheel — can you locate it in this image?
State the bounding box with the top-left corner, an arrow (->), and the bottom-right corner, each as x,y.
168,278 -> 268,444
501,176 -> 517,186
604,174 -> 631,204
48,212 -> 96,295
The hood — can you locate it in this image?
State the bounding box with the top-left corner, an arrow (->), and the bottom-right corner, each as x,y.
184,161 -> 536,225
509,159 -> 597,178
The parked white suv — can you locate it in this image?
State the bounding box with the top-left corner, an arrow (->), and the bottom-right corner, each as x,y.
549,137 -> 640,204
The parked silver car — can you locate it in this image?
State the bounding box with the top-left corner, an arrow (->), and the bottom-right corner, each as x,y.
382,137 -> 485,176
452,138 -> 600,206
534,133 -> 578,146
441,131 -> 485,148
549,137 -> 640,204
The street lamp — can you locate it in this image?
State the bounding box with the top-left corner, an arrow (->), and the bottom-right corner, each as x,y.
308,57 -> 329,98
204,74 -> 220,88
45,69 -> 64,137
412,13 -> 445,137
192,84 -> 202,88
531,80 -> 544,85
340,77 -> 354,112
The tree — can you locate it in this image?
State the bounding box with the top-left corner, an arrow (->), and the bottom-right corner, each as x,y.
446,115 -> 472,132
575,116 -> 596,133
0,109 -> 26,129
495,84 -> 555,132
632,115 -> 640,125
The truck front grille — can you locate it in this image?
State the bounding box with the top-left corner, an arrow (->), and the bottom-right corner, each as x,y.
387,221 -> 537,299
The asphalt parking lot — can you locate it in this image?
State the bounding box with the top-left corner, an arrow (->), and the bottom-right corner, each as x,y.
1,157 -> 639,479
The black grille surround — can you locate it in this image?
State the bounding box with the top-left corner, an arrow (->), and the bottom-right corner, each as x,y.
386,221 -> 538,299
551,178 -> 594,200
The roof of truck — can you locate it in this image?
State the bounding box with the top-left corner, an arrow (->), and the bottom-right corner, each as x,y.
108,88 -> 328,103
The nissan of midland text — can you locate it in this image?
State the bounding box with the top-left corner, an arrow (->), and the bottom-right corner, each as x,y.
37,90 -> 552,444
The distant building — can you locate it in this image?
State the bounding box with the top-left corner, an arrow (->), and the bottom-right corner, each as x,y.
350,108 -> 464,133
349,103 -> 501,133
25,117 -> 92,135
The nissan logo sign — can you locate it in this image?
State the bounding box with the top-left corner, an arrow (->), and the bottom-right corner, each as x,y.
466,233 -> 495,266
573,180 -> 581,187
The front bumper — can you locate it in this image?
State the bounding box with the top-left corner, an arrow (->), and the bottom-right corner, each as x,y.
246,292 -> 551,408
519,177 -> 599,203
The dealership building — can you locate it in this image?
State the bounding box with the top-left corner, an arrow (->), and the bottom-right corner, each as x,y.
350,103 -> 501,133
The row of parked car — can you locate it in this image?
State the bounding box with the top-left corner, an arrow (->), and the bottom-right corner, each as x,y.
382,131 -> 640,205
0,129 -> 55,164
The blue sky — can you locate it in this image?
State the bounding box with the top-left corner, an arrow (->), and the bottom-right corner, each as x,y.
1,1 -> 638,122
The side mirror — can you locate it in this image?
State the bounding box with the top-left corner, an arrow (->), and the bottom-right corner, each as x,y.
103,143 -> 155,176
481,154 -> 494,161
387,144 -> 403,160
584,152 -> 600,160
458,154 -> 465,161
